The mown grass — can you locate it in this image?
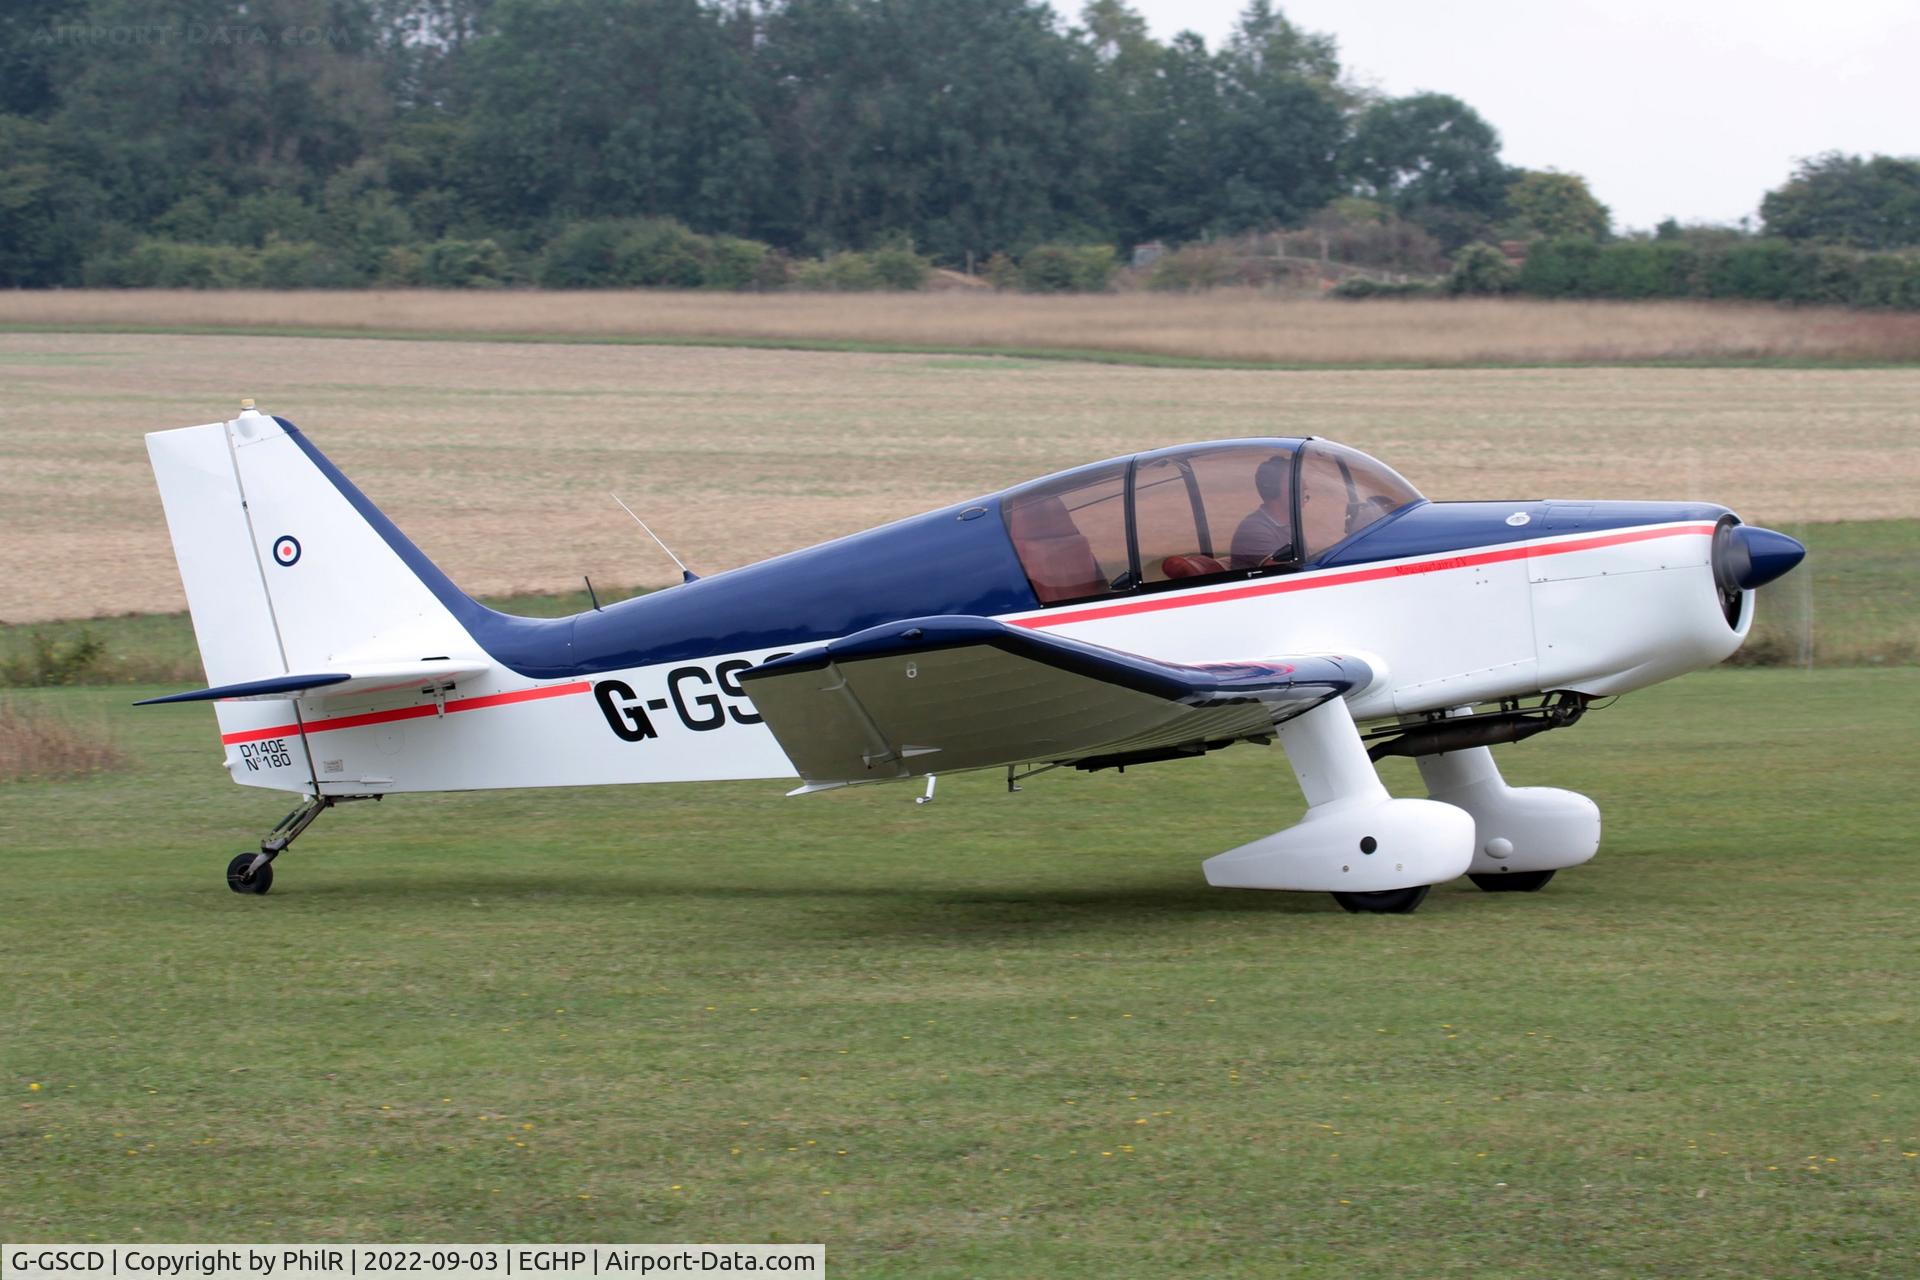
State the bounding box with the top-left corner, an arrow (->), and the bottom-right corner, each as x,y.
1731,518 -> 1920,666
6,519 -> 1913,687
2,670 -> 1916,1276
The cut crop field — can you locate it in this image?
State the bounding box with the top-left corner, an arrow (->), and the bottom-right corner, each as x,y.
6,288 -> 1920,367
3,670 -> 1917,1275
3,332 -> 1918,624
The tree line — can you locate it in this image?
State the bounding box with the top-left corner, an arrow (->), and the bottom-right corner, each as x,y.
1,0 -> 1595,287
2,0 -> 1915,302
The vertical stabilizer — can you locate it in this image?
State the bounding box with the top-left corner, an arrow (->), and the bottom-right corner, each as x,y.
222,411 -> 480,668
146,414 -> 291,687
145,407 -> 491,794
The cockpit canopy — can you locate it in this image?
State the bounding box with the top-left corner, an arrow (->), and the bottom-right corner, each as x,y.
1002,439 -> 1423,605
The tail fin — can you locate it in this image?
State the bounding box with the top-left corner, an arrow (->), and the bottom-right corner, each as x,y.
146,407 -> 484,686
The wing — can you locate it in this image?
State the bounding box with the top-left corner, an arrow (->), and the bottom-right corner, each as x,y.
133,658 -> 488,705
737,615 -> 1370,790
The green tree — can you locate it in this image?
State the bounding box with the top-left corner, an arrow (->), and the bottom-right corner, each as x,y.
756,0 -> 1103,261
1503,169 -> 1610,241
0,115 -> 100,284
1445,242 -> 1516,295
1760,152 -> 1920,249
1078,0 -> 1168,245
51,0 -> 388,225
1346,92 -> 1508,244
1080,0 -> 1153,63
1221,0 -> 1339,84
1119,31 -> 1230,243
459,0 -> 772,233
0,0 -> 86,117
1212,0 -> 1346,231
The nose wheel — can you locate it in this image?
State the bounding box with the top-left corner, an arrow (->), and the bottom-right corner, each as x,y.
1469,869 -> 1557,892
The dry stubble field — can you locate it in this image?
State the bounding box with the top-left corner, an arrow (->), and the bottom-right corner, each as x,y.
3,332 -> 1919,622
7,288 -> 1920,365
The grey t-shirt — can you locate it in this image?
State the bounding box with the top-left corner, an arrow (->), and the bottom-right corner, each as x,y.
1230,506 -> 1293,569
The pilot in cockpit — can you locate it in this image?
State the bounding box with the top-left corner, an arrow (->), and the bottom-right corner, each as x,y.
1228,453 -> 1295,569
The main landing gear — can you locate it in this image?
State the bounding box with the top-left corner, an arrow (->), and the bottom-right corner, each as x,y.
1331,885 -> 1432,915
1202,698 -> 1476,914
1200,697 -> 1602,915
1414,722 -> 1598,895
225,793 -> 377,894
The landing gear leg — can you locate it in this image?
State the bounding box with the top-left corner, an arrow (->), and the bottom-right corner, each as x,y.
226,794 -> 334,895
1201,697 -> 1475,913
1415,723 -> 1600,891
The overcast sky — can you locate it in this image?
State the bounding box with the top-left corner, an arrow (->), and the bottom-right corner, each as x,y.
1124,0 -> 1917,232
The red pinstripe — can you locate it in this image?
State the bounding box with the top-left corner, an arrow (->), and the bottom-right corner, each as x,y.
215,522 -> 1715,747
1010,522 -> 1718,630
219,679 -> 593,746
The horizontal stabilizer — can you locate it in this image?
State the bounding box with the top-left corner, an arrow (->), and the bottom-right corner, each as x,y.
135,658 -> 488,705
739,615 -> 1368,786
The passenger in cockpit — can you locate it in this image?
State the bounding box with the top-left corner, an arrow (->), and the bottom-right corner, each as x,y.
1229,454 -> 1295,569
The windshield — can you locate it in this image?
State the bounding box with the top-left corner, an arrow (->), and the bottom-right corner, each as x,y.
1002,439 -> 1421,606
1296,440 -> 1424,558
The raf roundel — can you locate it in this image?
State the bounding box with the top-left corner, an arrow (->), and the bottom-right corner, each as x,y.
272,535 -> 302,567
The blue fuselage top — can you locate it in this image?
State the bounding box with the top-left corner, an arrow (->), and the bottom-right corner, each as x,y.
282,420 -> 1729,682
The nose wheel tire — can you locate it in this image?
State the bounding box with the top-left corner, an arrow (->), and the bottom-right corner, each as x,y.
1469,870 -> 1556,893
227,853 -> 273,895
1331,885 -> 1430,914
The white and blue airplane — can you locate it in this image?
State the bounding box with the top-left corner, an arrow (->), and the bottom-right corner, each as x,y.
142,404 -> 1805,912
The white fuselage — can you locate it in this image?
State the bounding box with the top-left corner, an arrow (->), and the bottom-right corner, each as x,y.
208,517 -> 1745,797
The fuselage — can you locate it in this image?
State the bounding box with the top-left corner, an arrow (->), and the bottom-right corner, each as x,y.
204,435 -> 1760,797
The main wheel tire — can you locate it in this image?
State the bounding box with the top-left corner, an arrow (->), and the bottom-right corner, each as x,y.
1331,884 -> 1430,914
1469,869 -> 1555,893
227,852 -> 273,895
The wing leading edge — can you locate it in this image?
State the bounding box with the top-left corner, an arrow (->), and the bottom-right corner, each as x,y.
738,615 -> 1370,789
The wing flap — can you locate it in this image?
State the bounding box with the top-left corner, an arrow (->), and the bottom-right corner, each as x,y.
739,615 -> 1368,786
135,658 -> 488,705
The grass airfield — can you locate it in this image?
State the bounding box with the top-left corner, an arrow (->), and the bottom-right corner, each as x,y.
4,671 -> 1917,1275
2,314 -> 1917,1274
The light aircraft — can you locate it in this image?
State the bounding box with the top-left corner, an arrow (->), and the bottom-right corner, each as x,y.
142,404 -> 1805,913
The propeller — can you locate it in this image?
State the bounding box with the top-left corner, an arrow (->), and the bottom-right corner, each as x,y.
1711,519 -> 1808,635
1725,525 -> 1807,590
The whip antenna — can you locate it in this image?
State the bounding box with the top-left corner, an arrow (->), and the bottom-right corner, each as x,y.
612,493 -> 699,583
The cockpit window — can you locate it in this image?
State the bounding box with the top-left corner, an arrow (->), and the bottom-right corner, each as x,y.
1003,439 -> 1421,606
1002,462 -> 1129,603
1135,444 -> 1299,584
1296,440 -> 1423,559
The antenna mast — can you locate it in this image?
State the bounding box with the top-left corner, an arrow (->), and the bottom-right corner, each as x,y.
611,493 -> 699,583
